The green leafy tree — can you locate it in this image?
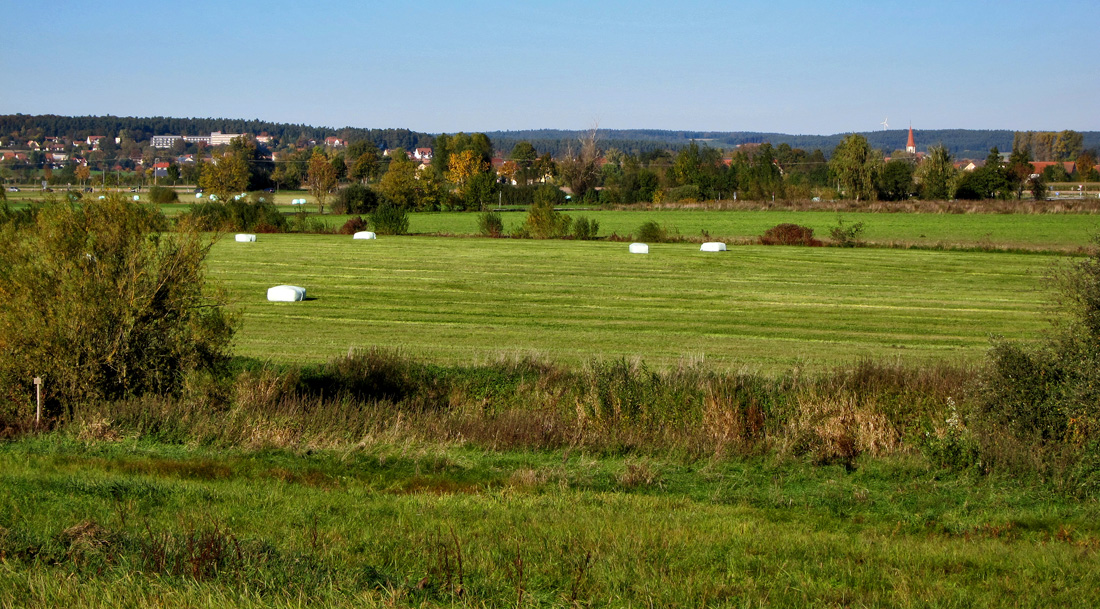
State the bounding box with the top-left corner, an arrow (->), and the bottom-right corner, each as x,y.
347,141 -> 380,183
510,141 -> 538,185
875,159 -> 915,201
1029,175 -> 1047,201
330,153 -> 347,182
379,152 -> 417,209
0,196 -> 234,411
739,143 -> 783,200
829,134 -> 881,202
1005,147 -> 1034,199
916,144 -> 956,200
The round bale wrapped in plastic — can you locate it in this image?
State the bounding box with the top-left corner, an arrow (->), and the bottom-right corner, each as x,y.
700,242 -> 727,252
235,234 -> 257,242
352,231 -> 377,240
267,285 -> 306,302
629,243 -> 649,254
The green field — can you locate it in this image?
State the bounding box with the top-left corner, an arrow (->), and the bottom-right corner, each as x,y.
405,209 -> 1100,249
3,439 -> 1097,608
209,234 -> 1055,370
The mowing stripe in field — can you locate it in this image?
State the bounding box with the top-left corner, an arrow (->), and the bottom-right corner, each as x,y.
207,234 -> 1053,370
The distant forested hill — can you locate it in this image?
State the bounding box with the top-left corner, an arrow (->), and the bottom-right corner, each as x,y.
0,114 -> 432,151
3,114 -> 1096,160
487,129 -> 1100,160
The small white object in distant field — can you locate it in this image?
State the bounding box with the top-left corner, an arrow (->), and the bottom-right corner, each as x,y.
98,195 -> 105,200
700,242 -> 727,252
133,195 -> 140,201
235,234 -> 256,242
267,285 -> 306,302
291,198 -> 306,205
629,243 -> 649,254
196,193 -> 203,198
352,231 -> 377,240
210,194 -> 219,202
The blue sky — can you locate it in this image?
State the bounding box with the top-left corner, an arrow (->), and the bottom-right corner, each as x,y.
2,0 -> 1097,134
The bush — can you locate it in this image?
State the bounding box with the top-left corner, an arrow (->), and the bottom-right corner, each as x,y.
760,224 -> 822,246
829,216 -> 865,247
180,198 -> 288,233
478,211 -> 504,237
572,216 -> 600,240
370,202 -> 409,235
635,221 -> 670,243
523,186 -> 571,239
148,186 -> 179,204
0,196 -> 234,416
666,185 -> 701,202
337,216 -> 368,235
978,238 -> 1100,492
332,183 -> 380,215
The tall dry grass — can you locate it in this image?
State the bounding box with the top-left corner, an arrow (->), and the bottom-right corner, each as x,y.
47,350 -> 979,465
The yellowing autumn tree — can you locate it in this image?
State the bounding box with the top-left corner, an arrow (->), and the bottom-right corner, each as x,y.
200,152 -> 250,202
307,150 -> 338,213
446,149 -> 489,189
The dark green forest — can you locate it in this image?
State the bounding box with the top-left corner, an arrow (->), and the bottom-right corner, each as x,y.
0,114 -> 429,152
5,114 -> 1097,160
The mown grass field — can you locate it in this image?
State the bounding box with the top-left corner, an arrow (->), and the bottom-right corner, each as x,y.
3,438 -> 1098,608
405,209 -> 1100,250
208,234 -> 1057,370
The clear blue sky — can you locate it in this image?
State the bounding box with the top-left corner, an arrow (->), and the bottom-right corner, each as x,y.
2,0 -> 1097,135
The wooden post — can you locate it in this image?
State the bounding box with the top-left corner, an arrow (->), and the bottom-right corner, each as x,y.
33,376 -> 41,427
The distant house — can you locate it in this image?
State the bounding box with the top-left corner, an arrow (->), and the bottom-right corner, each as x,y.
87,135 -> 106,149
1029,161 -> 1076,179
153,161 -> 171,178
956,160 -> 984,172
325,136 -> 346,148
413,147 -> 433,161
256,133 -> 274,145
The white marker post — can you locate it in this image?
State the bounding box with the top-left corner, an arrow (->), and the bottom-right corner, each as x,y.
33,376 -> 42,427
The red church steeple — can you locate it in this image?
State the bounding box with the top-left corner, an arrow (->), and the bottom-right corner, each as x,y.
906,126 -> 916,154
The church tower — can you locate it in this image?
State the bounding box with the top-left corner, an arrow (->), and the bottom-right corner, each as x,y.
906,126 -> 916,154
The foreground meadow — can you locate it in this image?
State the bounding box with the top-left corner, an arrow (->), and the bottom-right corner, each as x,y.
209,234 -> 1055,370
2,437 -> 1098,608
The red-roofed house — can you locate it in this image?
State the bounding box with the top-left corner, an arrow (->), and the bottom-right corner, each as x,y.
1030,161 -> 1076,178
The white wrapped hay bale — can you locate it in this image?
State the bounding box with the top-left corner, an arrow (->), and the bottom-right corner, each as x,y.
267,285 -> 306,302
235,234 -> 257,242
700,242 -> 727,252
629,243 -> 649,254
352,231 -> 377,240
